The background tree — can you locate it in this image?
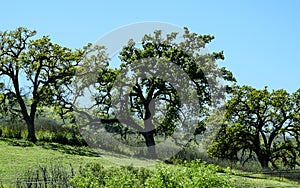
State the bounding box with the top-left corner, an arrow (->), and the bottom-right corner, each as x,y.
87,28 -> 235,158
208,85 -> 300,169
199,110 -> 225,150
0,27 -> 83,142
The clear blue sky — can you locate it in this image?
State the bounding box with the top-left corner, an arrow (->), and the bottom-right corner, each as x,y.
1,0 -> 300,92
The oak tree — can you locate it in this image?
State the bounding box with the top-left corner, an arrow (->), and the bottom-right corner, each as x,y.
88,28 -> 235,158
208,85 -> 300,169
0,27 -> 83,142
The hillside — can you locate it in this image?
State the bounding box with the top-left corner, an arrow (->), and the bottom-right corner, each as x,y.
0,139 -> 299,187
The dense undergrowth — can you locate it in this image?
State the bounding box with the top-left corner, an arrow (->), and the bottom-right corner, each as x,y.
72,160 -> 232,188
0,118 -> 87,147
13,160 -> 232,188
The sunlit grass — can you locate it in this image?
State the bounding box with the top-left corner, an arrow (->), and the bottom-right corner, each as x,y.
0,139 -> 299,187
0,140 -> 102,186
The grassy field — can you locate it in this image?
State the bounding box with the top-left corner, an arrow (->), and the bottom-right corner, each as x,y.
0,139 -> 158,186
0,139 -> 299,187
229,171 -> 300,187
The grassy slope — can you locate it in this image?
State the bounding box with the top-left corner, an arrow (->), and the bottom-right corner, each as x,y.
0,140 -> 158,186
0,141 -> 99,184
0,140 -> 299,187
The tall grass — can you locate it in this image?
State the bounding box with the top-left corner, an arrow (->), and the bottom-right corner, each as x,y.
170,145 -> 263,173
0,121 -> 24,139
16,163 -> 74,188
0,117 -> 87,146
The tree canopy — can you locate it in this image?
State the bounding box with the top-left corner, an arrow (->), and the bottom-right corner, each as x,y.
3,27 -> 299,170
78,28 -> 235,158
208,85 -> 300,169
0,27 -> 83,142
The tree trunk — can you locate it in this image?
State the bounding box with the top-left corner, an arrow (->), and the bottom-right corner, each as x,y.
142,131 -> 157,159
26,118 -> 37,143
253,133 -> 269,169
257,155 -> 270,169
12,77 -> 37,143
142,99 -> 157,158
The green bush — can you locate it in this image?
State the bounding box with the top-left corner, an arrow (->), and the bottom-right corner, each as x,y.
71,160 -> 232,188
71,163 -> 151,187
0,117 -> 87,146
37,122 -> 87,146
0,123 -> 24,139
171,145 -> 204,163
146,160 -> 232,188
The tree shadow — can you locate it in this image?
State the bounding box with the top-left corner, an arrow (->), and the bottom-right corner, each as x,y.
37,142 -> 101,157
1,137 -> 34,147
234,170 -> 300,183
1,138 -> 101,157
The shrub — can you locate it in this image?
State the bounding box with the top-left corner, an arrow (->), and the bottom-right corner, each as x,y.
71,161 -> 232,188
36,122 -> 87,146
71,163 -> 151,187
145,160 -> 232,187
0,117 -> 87,147
0,123 -> 24,139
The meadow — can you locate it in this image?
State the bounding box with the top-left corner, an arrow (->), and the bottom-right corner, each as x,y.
0,120 -> 299,187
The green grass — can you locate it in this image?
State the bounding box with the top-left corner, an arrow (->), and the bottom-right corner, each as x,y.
0,139 -> 299,187
0,139 -> 158,186
0,140 -> 96,185
233,177 -> 299,187
225,168 -> 299,187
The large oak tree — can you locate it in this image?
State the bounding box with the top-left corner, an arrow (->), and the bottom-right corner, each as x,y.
0,27 -> 83,142
83,28 -> 235,158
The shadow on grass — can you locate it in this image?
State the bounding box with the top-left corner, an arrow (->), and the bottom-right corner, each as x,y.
0,137 -> 101,157
0,138 -> 34,147
37,142 -> 101,157
234,170 -> 300,183
262,170 -> 300,183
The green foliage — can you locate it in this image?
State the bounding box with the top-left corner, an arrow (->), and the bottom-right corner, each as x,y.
199,110 -> 225,150
0,125 -> 23,139
0,27 -> 83,142
2,138 -> 34,147
81,27 -> 235,157
170,145 -> 205,163
0,117 -> 87,147
209,85 -> 300,169
71,160 -> 232,188
38,124 -> 87,146
71,163 -> 151,188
